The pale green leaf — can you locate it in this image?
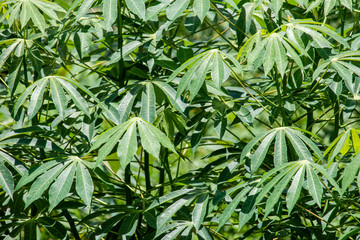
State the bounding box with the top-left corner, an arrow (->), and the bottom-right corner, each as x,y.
265,166 -> 299,217
341,153 -> 360,193
166,0 -> 190,20
26,163 -> 67,208
192,193 -> 209,231
141,120 -> 176,153
274,129 -> 287,167
140,83 -> 156,123
76,162 -> 94,207
16,160 -> 61,191
108,41 -> 142,65
271,0 -> 283,15
125,0 -> 146,20
324,0 -> 336,16
211,52 -> 226,89
27,1 -> 46,33
0,40 -> 21,70
49,163 -> 76,211
286,165 -> 305,213
118,85 -> 142,122
0,161 -> 14,198
251,131 -> 277,173
153,81 -> 187,113
305,164 -> 322,207
117,122 -> 137,169
103,0 -> 117,31
76,0 -> 96,20
157,196 -> 193,230
50,78 -> 67,117
193,0 -> 210,22
56,77 -> 90,117
218,186 -> 251,230
263,38 -> 275,76
285,129 -> 312,160
28,78 -> 48,120
137,120 -> 161,158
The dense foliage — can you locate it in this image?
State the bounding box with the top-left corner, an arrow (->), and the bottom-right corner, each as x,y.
1,0 -> 360,239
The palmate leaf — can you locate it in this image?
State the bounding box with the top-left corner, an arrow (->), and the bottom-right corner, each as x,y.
13,76 -> 96,120
169,49 -> 238,100
240,127 -> 323,173
219,160 -> 340,231
91,117 -> 176,167
117,80 -> 187,124
16,156 -> 93,209
2,0 -> 65,31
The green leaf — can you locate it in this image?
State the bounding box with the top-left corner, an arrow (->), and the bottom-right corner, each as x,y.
0,138 -> 64,153
340,0 -> 352,10
26,163 -> 67,208
141,120 -> 176,153
264,166 -> 298,218
16,160 -> 61,191
0,40 -> 21,70
108,41 -> 142,65
157,196 -> 193,230
251,131 -> 277,173
218,186 -> 252,230
50,78 -> 67,117
305,164 -> 322,207
324,0 -> 336,16
140,83 -> 156,123
286,165 -> 305,213
309,161 -> 341,193
166,0 -> 190,20
76,162 -> 94,207
103,0 -> 117,31
76,0 -> 96,20
189,53 -> 212,101
0,161 -> 14,198
26,1 -> 46,33
118,85 -> 142,122
273,35 -> 288,76
48,163 -> 76,211
341,153 -> 360,193
153,81 -> 187,113
263,38 -> 275,76
192,193 -> 209,231
147,188 -> 198,210
284,128 -> 312,160
119,213 -> 139,236
137,120 -> 161,158
193,0 -> 210,22
271,0 -> 283,16
28,78 -> 48,120
211,52 -> 227,89
117,122 -> 137,169
125,0 -> 146,20
274,129 -> 287,167
13,79 -> 41,117
56,77 -> 90,117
